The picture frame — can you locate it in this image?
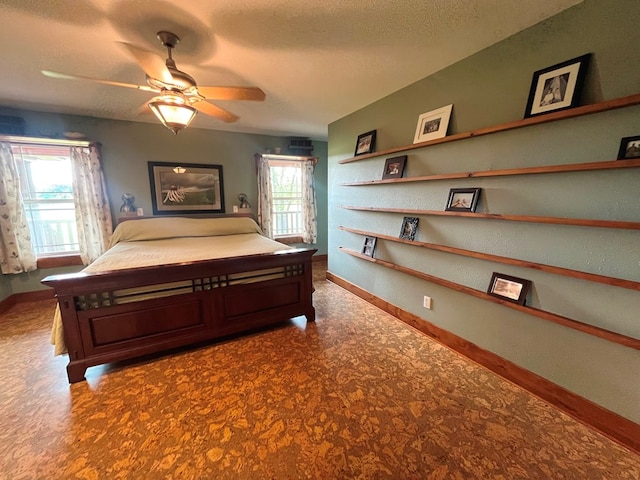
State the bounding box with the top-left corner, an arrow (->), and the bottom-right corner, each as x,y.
361,236 -> 377,257
445,188 -> 481,212
487,272 -> 532,305
413,104 -> 453,144
399,217 -> 419,241
523,53 -> 591,118
148,161 -> 225,215
354,130 -> 377,156
382,155 -> 407,179
617,135 -> 640,160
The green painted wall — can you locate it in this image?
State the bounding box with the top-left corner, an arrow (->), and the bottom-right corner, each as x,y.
0,109 -> 327,299
328,0 -> 640,423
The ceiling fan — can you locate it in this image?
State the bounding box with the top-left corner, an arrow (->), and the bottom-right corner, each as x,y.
42,31 -> 266,134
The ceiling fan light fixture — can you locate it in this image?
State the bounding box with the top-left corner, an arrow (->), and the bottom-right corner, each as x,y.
148,93 -> 197,134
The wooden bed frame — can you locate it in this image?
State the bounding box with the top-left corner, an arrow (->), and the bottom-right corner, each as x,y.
42,240 -> 316,383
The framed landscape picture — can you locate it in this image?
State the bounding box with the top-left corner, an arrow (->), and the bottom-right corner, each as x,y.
354,130 -> 377,156
524,54 -> 591,118
445,188 -> 481,212
487,272 -> 532,305
148,161 -> 225,215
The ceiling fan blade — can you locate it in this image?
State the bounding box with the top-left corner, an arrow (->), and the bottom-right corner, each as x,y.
197,86 -> 266,101
192,101 -> 239,123
118,42 -> 173,84
42,70 -> 157,92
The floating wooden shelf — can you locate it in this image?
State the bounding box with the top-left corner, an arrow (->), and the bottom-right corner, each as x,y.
338,93 -> 640,164
339,247 -> 640,350
340,205 -> 640,231
340,158 -> 640,186
338,226 -> 640,292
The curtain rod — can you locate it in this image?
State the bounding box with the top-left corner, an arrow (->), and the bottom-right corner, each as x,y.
257,153 -> 319,163
0,134 -> 91,147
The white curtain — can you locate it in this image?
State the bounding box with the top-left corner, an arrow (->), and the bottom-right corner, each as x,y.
256,155 -> 274,238
0,142 -> 37,274
256,155 -> 317,244
301,159 -> 317,244
71,144 -> 113,264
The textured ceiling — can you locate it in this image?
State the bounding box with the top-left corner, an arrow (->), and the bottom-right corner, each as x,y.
0,0 -> 582,140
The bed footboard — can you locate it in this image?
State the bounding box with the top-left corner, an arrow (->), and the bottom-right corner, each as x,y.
43,248 -> 316,383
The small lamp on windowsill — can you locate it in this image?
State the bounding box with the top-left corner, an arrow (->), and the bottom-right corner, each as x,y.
148,92 -> 197,135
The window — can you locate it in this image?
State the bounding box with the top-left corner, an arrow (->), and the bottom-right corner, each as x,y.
11,144 -> 79,256
270,160 -> 304,238
1,137 -> 111,273
257,155 -> 317,244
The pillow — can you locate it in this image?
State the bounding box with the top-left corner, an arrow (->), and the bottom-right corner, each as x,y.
109,217 -> 263,248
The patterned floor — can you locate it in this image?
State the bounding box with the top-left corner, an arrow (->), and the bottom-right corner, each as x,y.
0,262 -> 639,479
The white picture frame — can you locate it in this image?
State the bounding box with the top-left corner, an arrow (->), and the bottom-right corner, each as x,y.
413,104 -> 453,144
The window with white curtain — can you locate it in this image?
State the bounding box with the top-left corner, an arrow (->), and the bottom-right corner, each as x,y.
0,136 -> 113,273
11,144 -> 79,256
270,160 -> 304,237
257,154 -> 317,244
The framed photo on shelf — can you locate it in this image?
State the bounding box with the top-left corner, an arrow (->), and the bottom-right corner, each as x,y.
413,104 -> 453,144
399,217 -> 419,241
361,236 -> 377,257
382,155 -> 407,179
354,130 -> 377,156
523,53 -> 591,118
445,188 -> 481,212
148,161 -> 225,215
617,135 -> 640,159
487,272 -> 532,305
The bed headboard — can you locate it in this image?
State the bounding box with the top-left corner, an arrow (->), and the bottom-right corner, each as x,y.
117,212 -> 255,224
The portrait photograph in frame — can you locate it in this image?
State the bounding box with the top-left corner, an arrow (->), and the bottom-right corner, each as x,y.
523,53 -> 591,118
445,188 -> 481,212
617,135 -> 640,159
413,104 -> 453,144
148,161 -> 225,215
487,272 -> 532,306
361,236 -> 377,257
382,155 -> 407,179
354,130 -> 377,156
399,217 -> 419,241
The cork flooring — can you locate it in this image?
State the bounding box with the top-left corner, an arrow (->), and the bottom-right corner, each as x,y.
1,262 -> 639,479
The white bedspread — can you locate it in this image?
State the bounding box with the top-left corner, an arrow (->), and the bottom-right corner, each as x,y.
85,233 -> 292,273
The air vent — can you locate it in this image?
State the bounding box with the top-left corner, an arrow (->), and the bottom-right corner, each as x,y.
288,137 -> 313,155
0,115 -> 25,135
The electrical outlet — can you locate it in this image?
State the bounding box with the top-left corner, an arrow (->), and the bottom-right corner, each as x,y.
423,295 -> 432,309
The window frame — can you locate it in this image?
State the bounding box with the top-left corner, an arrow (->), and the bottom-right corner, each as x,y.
1,135 -> 90,266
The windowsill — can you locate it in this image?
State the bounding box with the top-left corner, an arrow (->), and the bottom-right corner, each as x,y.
37,255 -> 84,269
275,235 -> 304,245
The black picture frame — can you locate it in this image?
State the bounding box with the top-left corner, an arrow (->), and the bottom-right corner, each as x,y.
445,188 -> 481,212
487,272 -> 532,305
399,217 -> 419,241
362,236 -> 377,257
617,135 -> 640,160
148,161 -> 225,215
523,53 -> 591,118
354,130 -> 377,156
382,155 -> 407,179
